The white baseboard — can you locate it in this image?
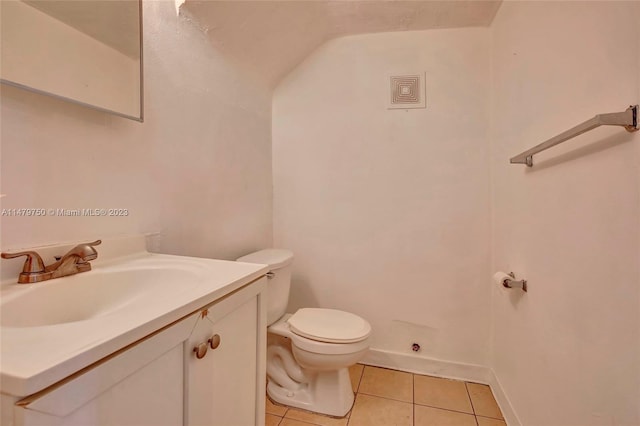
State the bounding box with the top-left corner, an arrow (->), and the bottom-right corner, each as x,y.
361,348 -> 492,383
361,349 -> 520,426
486,369 -> 521,426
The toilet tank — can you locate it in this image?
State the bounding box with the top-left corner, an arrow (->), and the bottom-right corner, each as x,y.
236,249 -> 293,325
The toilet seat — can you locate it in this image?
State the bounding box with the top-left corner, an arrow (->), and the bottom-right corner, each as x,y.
269,313 -> 371,355
288,308 -> 371,343
291,332 -> 370,356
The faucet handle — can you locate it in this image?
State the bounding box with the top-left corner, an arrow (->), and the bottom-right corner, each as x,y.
76,240 -> 101,263
1,251 -> 46,274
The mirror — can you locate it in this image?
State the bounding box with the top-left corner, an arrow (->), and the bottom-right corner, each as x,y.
1,0 -> 143,121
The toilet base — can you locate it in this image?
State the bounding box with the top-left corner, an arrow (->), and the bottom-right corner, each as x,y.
267,367 -> 354,417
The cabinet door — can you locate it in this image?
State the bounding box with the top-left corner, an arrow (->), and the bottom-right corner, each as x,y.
15,316 -> 195,426
186,294 -> 259,426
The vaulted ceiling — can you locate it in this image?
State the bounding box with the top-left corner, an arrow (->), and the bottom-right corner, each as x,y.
181,1 -> 502,88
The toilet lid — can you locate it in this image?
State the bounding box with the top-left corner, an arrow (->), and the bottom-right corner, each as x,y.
287,308 -> 371,343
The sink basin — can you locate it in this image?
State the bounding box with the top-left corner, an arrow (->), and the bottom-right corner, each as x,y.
1,265 -> 203,327
0,235 -> 269,397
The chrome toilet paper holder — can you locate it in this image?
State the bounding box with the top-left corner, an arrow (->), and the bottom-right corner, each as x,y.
503,272 -> 527,292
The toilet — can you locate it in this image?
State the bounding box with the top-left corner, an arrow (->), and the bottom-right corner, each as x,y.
236,249 -> 371,417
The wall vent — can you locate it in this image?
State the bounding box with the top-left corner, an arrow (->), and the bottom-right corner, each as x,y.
388,73 -> 425,109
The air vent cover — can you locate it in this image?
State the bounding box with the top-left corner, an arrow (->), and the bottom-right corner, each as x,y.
388,73 -> 426,109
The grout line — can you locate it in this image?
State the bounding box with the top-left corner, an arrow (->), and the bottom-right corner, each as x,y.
357,390 -> 413,405
412,373 -> 415,426
368,364 -> 469,384
347,385 -> 358,426
364,364 -> 407,373
477,414 -> 506,422
346,365 -> 363,426
413,402 -> 476,416
465,380 -> 491,386
355,364 -> 365,393
465,382 -> 477,415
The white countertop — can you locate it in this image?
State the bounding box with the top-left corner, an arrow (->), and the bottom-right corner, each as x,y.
0,235 -> 268,397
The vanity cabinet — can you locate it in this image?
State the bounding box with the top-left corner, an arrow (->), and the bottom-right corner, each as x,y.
185,283 -> 264,426
12,278 -> 267,426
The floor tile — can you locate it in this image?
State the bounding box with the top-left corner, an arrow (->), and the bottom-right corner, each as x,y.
266,396 -> 288,416
466,383 -> 503,419
358,366 -> 413,402
414,405 -> 477,426
266,413 -> 282,426
269,365 -> 505,426
349,363 -> 364,392
348,393 -> 413,426
414,375 -> 473,414
285,408 -> 348,426
476,416 -> 508,426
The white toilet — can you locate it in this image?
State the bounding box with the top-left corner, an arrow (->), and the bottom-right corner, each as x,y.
236,249 -> 371,417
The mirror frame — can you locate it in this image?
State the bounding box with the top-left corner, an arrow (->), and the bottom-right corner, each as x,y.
1,0 -> 144,122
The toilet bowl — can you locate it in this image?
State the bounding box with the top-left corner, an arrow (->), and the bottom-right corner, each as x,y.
267,310 -> 371,416
236,249 -> 371,417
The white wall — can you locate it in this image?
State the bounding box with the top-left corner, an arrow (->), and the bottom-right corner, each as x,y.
490,2 -> 640,425
0,1 -> 272,260
273,29 -> 492,366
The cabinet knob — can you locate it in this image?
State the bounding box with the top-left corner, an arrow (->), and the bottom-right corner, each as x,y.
208,334 -> 221,350
193,342 -> 208,359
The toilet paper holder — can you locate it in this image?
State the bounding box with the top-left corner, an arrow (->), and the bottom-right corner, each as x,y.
503,272 -> 527,292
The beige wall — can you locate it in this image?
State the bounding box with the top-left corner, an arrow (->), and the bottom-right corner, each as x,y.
0,1 -> 273,260
273,28 -> 492,366
490,2 -> 640,424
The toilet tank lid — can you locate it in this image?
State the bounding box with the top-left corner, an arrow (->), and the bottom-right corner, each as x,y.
236,249 -> 293,269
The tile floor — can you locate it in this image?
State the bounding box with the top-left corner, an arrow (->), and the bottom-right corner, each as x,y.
266,365 -> 506,426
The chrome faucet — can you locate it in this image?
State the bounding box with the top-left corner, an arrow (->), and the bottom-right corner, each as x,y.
1,240 -> 101,284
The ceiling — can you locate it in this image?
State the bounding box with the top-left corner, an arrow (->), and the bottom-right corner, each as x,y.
181,1 -> 502,87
